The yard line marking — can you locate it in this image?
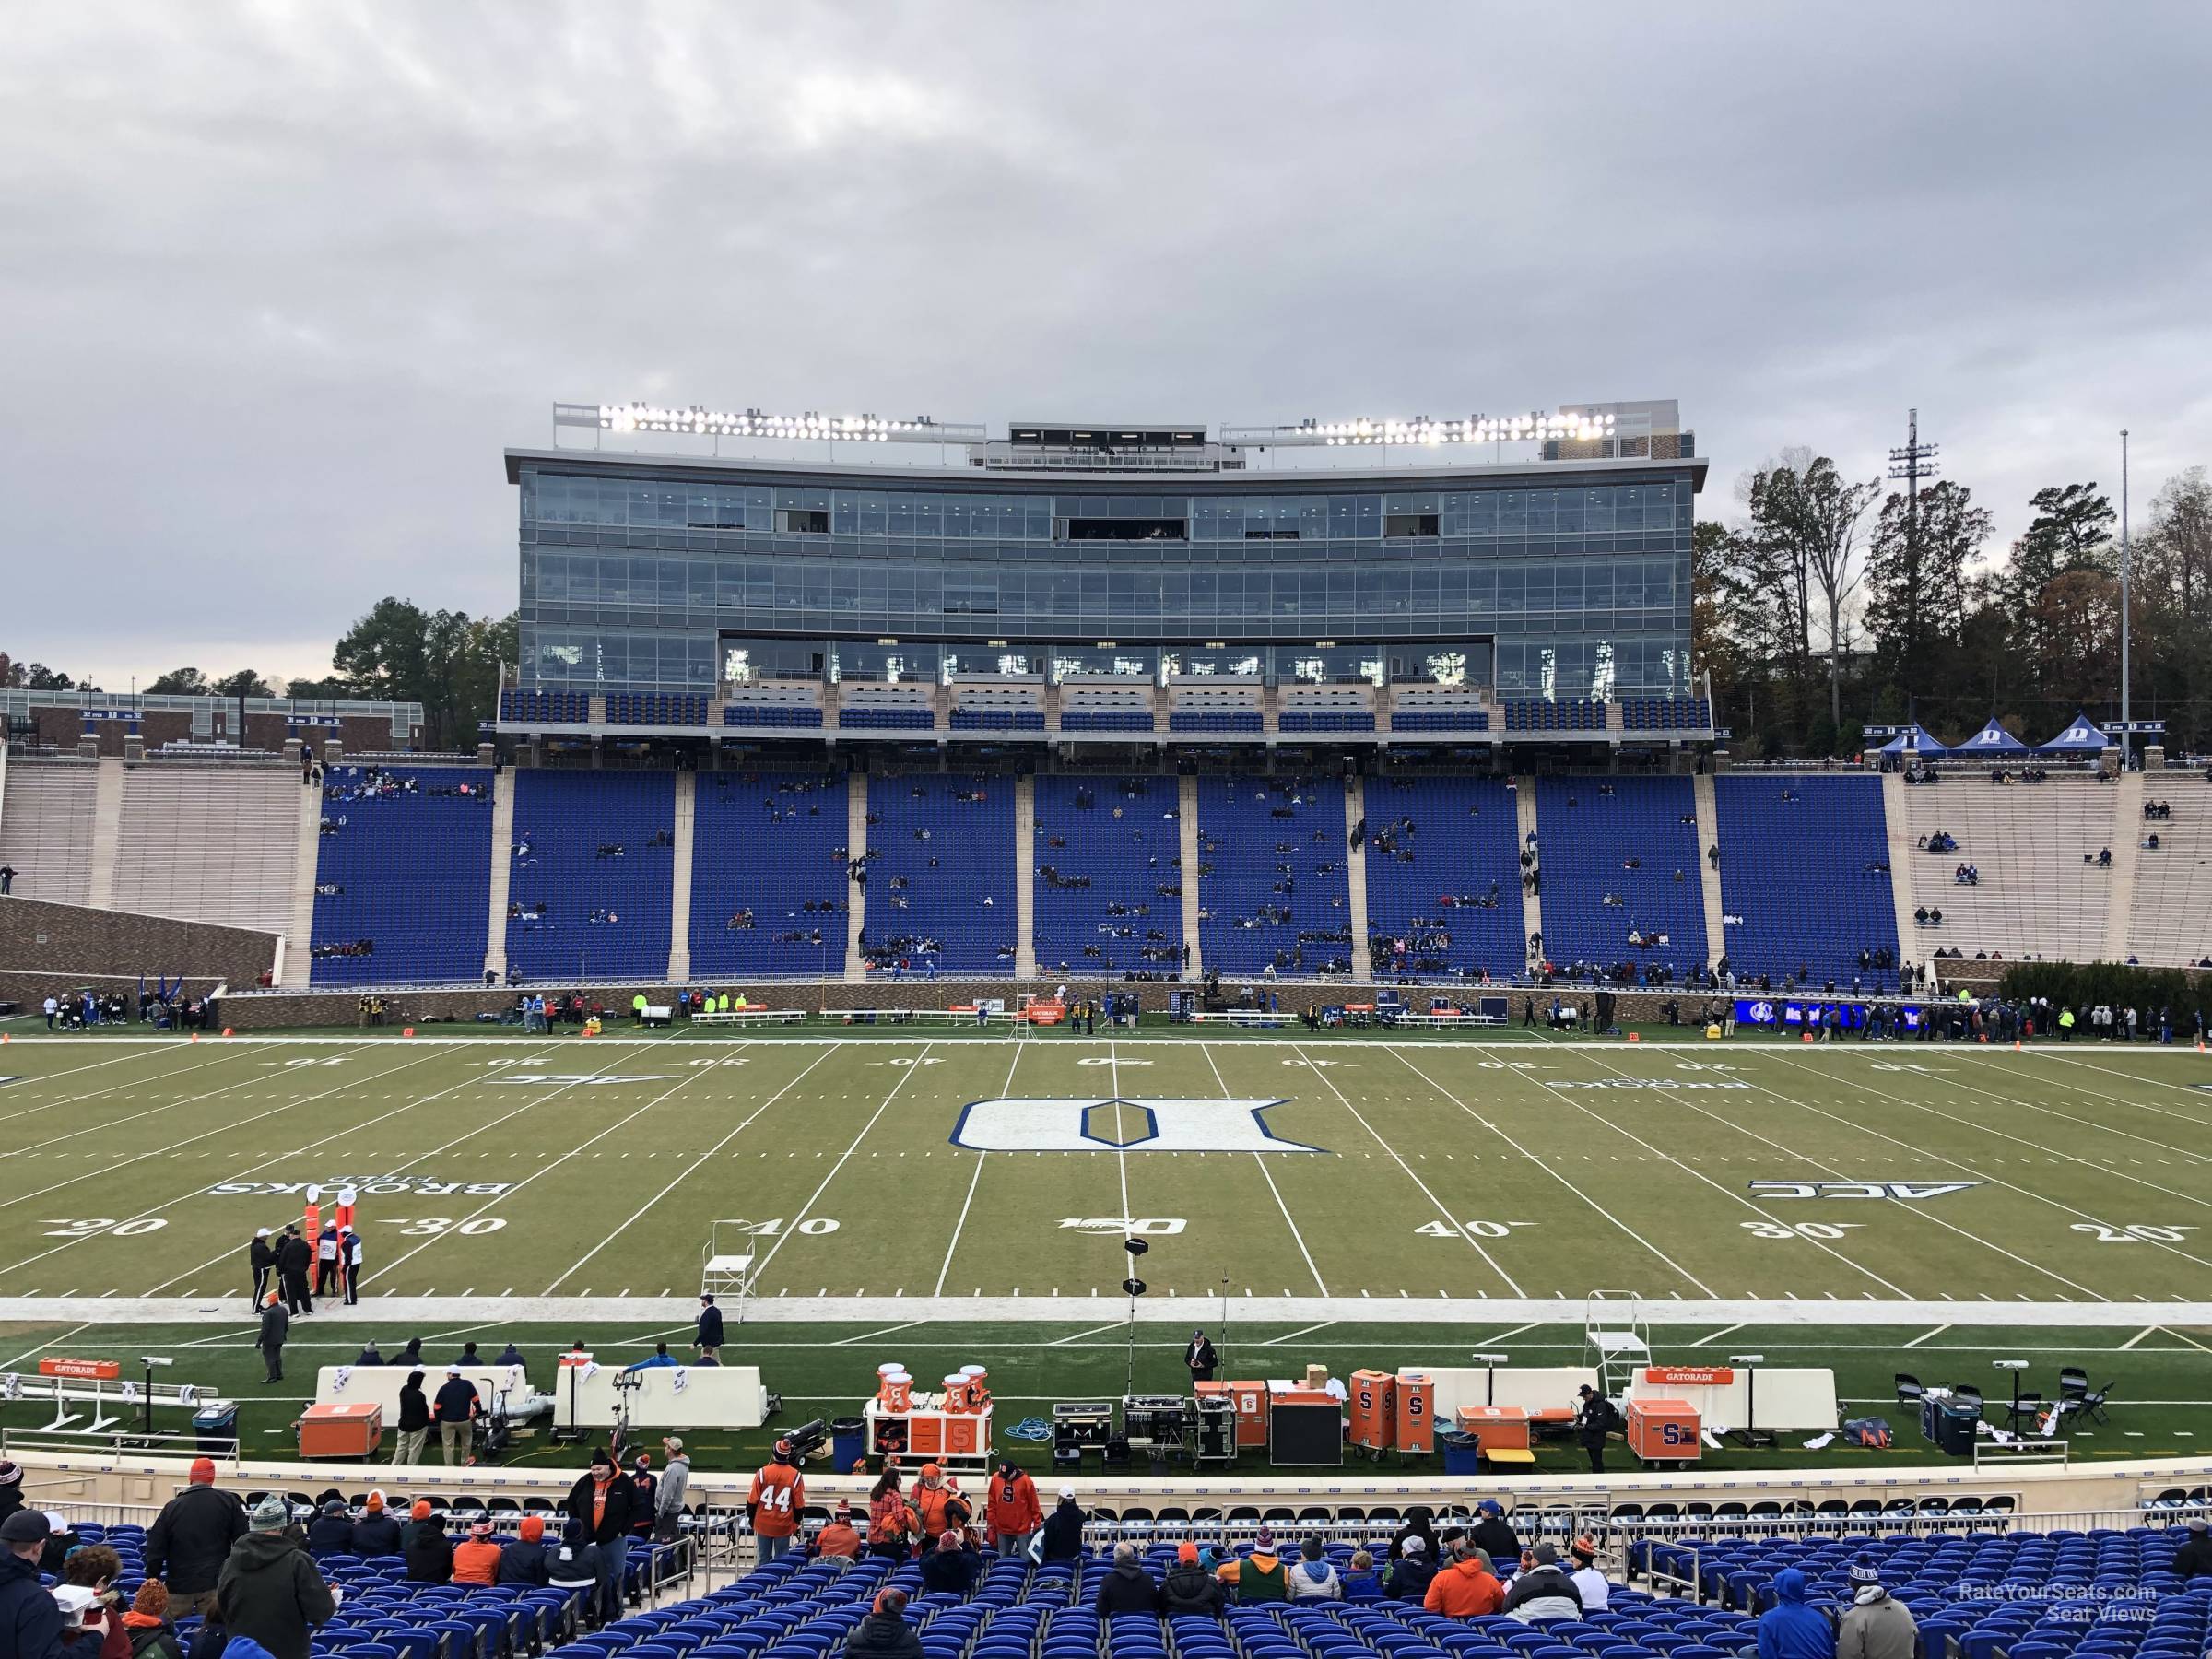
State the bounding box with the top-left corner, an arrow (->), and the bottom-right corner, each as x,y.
2026,1048 -> 2212,1112
1756,1049 -> 2212,1287
1108,1041 -> 1135,1261
1480,1322 -> 1540,1345
1391,1048 -> 1716,1298
0,1043 -> 240,1127
932,1038 -> 1025,1297
1,1046 -> 273,1148
0,1321 -> 93,1371
2119,1326 -> 2159,1350
1902,1325 -> 1951,1347
749,1044 -> 936,1286
366,1062 -> 718,1287
1048,1320 -> 1131,1347
1690,1323 -> 1747,1347
832,1320 -> 930,1347
2166,1327 -> 2212,1354
1262,1321 -> 1336,1347
544,1043 -> 840,1293
1201,1041 -> 1327,1296
1936,1053 -> 2212,1165
1292,1042 -> 1523,1296
0,1042 -> 394,1206
137,1043 -> 650,1295
1579,1047 -> 2101,1300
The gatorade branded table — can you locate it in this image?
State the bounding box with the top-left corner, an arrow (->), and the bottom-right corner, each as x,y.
863,1395 -> 994,1472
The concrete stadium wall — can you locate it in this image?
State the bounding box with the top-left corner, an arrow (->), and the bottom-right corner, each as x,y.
0,894 -> 279,1006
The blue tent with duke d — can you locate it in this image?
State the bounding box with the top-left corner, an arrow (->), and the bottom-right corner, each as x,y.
2037,712 -> 2111,754
1955,718 -> 2030,756
1876,724 -> 1947,757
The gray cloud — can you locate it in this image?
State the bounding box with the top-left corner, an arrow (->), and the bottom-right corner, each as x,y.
2,1 -> 2207,687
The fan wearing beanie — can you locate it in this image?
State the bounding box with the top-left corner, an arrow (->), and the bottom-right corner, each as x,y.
848,1586 -> 923,1659
213,1497 -> 337,1659
350,1492 -> 401,1558
142,1456 -> 248,1618
124,1580 -> 187,1659
1837,1558 -> 1918,1659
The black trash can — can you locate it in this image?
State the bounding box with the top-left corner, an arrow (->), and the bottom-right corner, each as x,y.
193,1403 -> 241,1455
830,1417 -> 865,1473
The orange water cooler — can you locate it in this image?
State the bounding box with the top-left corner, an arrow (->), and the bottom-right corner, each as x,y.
1348,1370 -> 1396,1455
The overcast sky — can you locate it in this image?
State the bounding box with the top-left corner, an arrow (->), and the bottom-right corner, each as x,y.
4,2 -> 2208,690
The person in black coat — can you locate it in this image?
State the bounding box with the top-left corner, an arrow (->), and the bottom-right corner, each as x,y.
497,1516 -> 550,1585
256,1293 -> 289,1382
276,1229 -> 312,1314
304,1501 -> 354,1556
696,1295 -> 724,1358
1039,1489 -> 1084,1562
1183,1329 -> 1218,1384
918,1532 -> 982,1596
1093,1544 -> 1164,1614
348,1495 -> 401,1558
248,1231 -> 276,1311
404,1513 -> 453,1583
2176,1518 -> 2212,1580
353,1343 -> 384,1368
142,1464 -> 248,1618
396,1337 -> 424,1369
844,1589 -> 924,1659
564,1449 -> 636,1625
1469,1502 -> 1519,1565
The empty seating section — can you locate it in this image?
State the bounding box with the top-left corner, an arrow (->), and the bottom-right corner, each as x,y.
112,764 -> 300,934
951,696 -> 1047,731
605,691 -> 708,725
1032,775 -> 1184,976
1536,776 -> 1707,978
2127,796 -> 2212,966
1279,690 -> 1376,734
1362,775 -> 1526,980
0,759 -> 98,904
1391,700 -> 1491,732
1641,1524 -> 2206,1659
506,770 -> 676,979
1716,775 -> 1901,988
724,694 -> 825,728
841,689 -> 937,731
1171,688 -> 1264,735
865,775 -> 1017,972
500,688 -> 590,723
1503,699 -> 1606,732
1897,778 -> 2114,962
689,771 -> 851,977
1621,697 -> 1712,731
310,766 -> 494,985
1196,776 -> 1353,974
1062,709 -> 1155,733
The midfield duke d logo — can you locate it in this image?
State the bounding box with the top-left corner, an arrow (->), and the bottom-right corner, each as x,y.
950,1097 -> 1320,1153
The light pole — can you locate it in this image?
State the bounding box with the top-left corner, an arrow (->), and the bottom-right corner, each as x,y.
2120,430 -> 2132,764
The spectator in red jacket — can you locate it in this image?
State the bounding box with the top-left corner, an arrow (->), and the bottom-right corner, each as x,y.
983,1463 -> 1042,1558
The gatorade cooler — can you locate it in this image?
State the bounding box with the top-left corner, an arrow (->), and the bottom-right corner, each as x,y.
1349,1370 -> 1396,1454
1220,1380 -> 1269,1448
1394,1371 -> 1436,1455
941,1375 -> 971,1413
1627,1396 -> 1701,1464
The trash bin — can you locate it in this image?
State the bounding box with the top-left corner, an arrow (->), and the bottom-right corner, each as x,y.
1439,1430 -> 1483,1477
830,1417 -> 866,1474
1920,1396 -> 1977,1457
193,1404 -> 241,1455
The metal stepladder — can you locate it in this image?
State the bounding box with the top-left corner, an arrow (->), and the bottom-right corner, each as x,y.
701,1221 -> 759,1323
1583,1291 -> 1650,1399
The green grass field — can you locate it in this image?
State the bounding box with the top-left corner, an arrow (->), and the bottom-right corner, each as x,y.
3,1029 -> 2209,1302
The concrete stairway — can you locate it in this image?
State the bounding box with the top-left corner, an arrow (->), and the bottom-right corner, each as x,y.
845,772 -> 869,982
1879,771 -> 1922,978
1514,775 -> 1543,966
2101,771 -> 2144,962
1014,774 -> 1038,980
1344,775 -> 1373,979
1692,771 -> 1726,971
668,770 -> 696,980
282,778 -> 325,987
484,766 -> 515,982
85,758 -> 124,912
1179,773 -> 1204,977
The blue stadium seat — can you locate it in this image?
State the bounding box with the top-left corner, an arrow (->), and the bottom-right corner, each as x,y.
506,771 -> 677,979
863,775 -> 1017,974
1362,774 -> 1525,981
1391,708 -> 1491,732
689,771 -> 851,977
1195,775 -> 1353,975
1714,774 -> 1901,990
1061,710 -> 1155,734
310,766 -> 497,986
1535,776 -> 1708,979
500,689 -> 592,724
1032,776 -> 1184,978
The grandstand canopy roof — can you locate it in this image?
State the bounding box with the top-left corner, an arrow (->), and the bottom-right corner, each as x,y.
1875,724 -> 1947,757
1954,718 -> 2030,756
2037,712 -> 2111,754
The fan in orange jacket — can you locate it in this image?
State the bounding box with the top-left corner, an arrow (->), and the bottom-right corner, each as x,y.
747,1439 -> 806,1562
983,1462 -> 1043,1555
1423,1544 -> 1506,1617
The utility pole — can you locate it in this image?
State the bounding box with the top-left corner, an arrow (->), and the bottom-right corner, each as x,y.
1888,409 -> 1940,680
2120,429 -> 2132,764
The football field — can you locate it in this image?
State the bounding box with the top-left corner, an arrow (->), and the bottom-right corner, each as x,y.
4,1028 -> 2211,1308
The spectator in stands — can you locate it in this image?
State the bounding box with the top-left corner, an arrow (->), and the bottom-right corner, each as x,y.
348,1493 -> 398,1559
1162,1542 -> 1227,1615
218,1496 -> 336,1659
142,1459 -> 244,1618
1289,1536 -> 1343,1599
122,1580 -> 184,1659
1095,1541 -> 1163,1613
907,1465 -> 959,1551
59,1543 -> 129,1659
565,1449 -> 634,1624
984,1461 -> 1041,1558
0,865 -> 15,895
1758,1567 -> 1836,1659
1223,1527 -> 1288,1602
1,1510 -> 65,1659
846,1587 -> 923,1659
303,1500 -> 352,1558
1339,1549 -> 1382,1602
654,1439 -> 690,1543
546,1519 -> 601,1615
1503,1544 -> 1581,1622
1424,1541 -> 1504,1617
450,1521 -> 501,1586
1470,1502 -> 1520,1566
1836,1559 -> 1916,1659
1039,1486 -> 1084,1562
403,1512 -> 453,1583
921,1530 -> 982,1597
866,1469 -> 916,1562
497,1515 -> 549,1586
2173,1516 -> 2212,1579
1566,1538 -> 1610,1611
815,1501 -> 863,1565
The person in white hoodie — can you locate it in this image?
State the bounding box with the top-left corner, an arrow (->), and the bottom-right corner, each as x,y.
1288,1536 -> 1342,1600
1567,1538 -> 1610,1612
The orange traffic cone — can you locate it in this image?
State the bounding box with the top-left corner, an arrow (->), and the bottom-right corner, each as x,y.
1801,1031 -> 1815,1043
402,1025 -> 416,1038
221,1027 -> 234,1037
1626,1031 -> 1641,1043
